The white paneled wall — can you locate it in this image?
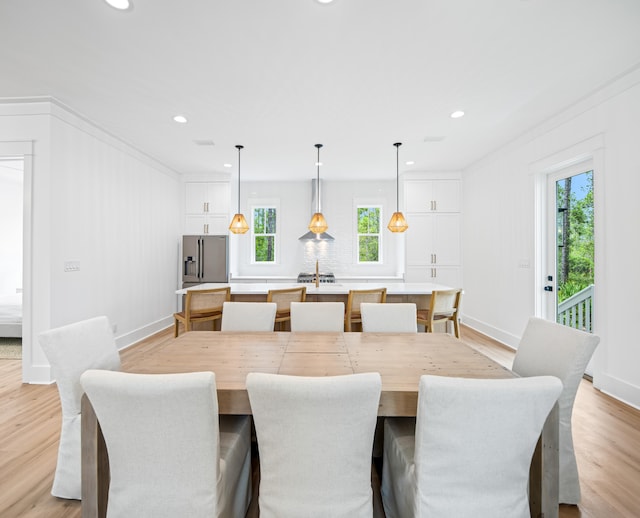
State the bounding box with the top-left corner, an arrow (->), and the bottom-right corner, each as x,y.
462,69 -> 640,408
0,101 -> 181,382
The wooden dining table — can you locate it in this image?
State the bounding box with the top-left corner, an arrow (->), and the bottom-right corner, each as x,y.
81,331 -> 558,518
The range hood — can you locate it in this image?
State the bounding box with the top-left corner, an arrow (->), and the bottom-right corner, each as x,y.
299,179 -> 334,241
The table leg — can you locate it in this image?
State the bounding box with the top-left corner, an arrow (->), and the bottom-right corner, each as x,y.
81,394 -> 109,518
529,403 -> 559,518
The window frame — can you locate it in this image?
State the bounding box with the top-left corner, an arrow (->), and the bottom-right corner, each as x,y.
355,203 -> 383,264
250,202 -> 279,264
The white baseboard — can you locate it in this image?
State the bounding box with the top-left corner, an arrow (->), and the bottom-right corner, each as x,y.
596,373 -> 640,411
460,315 -> 519,350
116,316 -> 173,351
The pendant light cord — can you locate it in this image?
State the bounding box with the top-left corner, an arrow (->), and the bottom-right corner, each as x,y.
315,144 -> 323,213
236,145 -> 243,213
394,142 -> 402,211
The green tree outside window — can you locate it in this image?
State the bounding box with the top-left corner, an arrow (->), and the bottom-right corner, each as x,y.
253,207 -> 276,262
357,206 -> 381,262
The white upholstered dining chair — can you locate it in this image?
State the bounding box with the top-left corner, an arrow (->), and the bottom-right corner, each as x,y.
220,301 -> 277,331
246,372 -> 381,518
37,315 -> 121,499
512,316 -> 600,504
289,301 -> 345,332
381,375 -> 562,518
361,303 -> 418,332
80,370 -> 252,518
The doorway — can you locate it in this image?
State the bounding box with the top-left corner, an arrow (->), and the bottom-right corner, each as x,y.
0,159 -> 24,360
544,166 -> 595,334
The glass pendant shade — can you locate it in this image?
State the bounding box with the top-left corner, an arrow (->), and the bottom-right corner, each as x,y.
229,213 -> 249,234
387,141 -> 408,233
308,212 -> 329,234
229,144 -> 249,234
387,211 -> 409,232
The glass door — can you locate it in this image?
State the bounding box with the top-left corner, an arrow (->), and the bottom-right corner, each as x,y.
545,168 -> 595,334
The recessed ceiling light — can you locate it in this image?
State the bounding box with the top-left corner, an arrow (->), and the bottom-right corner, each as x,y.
173,115 -> 188,124
316,0 -> 335,4
405,161 -> 415,166
450,110 -> 465,119
223,163 -> 232,168
105,0 -> 131,10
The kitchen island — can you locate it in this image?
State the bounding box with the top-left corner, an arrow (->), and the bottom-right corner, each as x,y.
175,281 -> 458,333
175,281 -> 453,304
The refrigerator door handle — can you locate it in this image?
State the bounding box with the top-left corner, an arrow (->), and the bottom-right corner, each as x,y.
199,237 -> 204,280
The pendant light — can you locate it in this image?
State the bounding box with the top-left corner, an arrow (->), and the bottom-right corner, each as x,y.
387,142 -> 409,233
308,143 -> 329,234
229,145 -> 249,234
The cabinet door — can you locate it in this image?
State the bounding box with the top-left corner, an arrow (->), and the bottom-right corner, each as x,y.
432,214 -> 460,265
209,183 -> 230,214
404,179 -> 460,213
185,182 -> 231,214
404,181 -> 433,213
185,215 -> 229,235
405,266 -> 461,288
185,183 -> 208,214
405,213 -> 460,266
405,214 -> 435,265
431,180 -> 460,212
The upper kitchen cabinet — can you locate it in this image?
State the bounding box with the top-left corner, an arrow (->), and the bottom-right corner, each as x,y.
404,179 -> 460,213
184,182 -> 231,235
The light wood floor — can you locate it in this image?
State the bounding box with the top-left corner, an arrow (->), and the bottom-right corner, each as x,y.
1,325 -> 639,517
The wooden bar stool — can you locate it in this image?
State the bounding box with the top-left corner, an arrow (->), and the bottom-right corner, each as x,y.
267,286 -> 307,331
344,287 -> 387,332
416,288 -> 462,337
173,286 -> 231,337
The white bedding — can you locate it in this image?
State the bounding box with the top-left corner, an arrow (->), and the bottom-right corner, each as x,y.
0,293 -> 22,337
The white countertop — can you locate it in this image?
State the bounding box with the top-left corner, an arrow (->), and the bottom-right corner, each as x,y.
176,282 -> 453,296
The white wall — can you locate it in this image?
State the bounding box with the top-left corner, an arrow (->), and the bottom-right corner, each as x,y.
462,67 -> 640,408
0,100 -> 182,383
0,161 -> 23,295
233,179 -> 403,279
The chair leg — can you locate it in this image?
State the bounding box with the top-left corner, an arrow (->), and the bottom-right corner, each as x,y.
453,318 -> 460,338
174,318 -> 180,338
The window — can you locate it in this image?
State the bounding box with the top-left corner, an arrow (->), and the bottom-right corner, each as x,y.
252,206 -> 277,263
357,206 -> 381,263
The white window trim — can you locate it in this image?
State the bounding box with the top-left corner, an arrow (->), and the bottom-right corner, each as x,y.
354,201 -> 384,264
250,199 -> 280,265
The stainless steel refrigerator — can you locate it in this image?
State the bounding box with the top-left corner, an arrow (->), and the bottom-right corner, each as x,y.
182,235 -> 229,288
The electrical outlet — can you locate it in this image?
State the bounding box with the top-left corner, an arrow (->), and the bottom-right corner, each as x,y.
64,261 -> 80,272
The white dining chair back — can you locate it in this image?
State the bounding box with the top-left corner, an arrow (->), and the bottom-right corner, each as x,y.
80,370 -> 252,518
361,303 -> 418,332
512,316 -> 600,504
246,372 -> 382,518
37,315 -> 121,499
381,375 -> 562,518
220,301 -> 277,331
289,302 -> 345,332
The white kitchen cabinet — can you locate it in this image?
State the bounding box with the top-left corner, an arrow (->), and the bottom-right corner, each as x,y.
403,177 -> 461,288
404,179 -> 460,213
184,182 -> 230,235
404,265 -> 461,288
405,213 -> 460,267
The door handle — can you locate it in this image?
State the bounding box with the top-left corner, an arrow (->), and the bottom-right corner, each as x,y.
544,286 -> 553,292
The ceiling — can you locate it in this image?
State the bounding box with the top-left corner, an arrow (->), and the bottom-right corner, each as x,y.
1,0 -> 640,181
